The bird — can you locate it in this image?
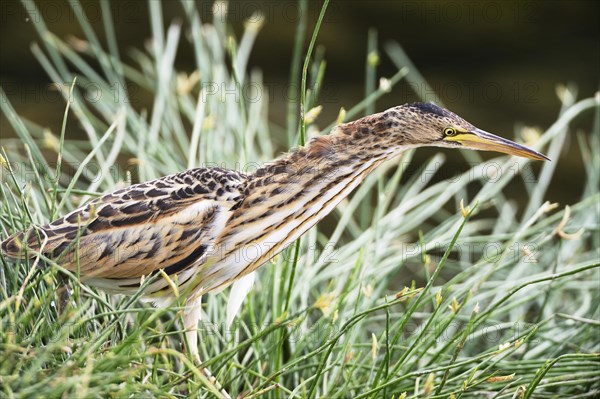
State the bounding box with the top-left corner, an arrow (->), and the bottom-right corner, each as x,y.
1,102 -> 548,382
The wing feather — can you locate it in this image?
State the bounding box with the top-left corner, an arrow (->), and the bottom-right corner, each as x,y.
1,168 -> 247,284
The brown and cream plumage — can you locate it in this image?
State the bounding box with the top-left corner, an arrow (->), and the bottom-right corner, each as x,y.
1,103 -> 548,369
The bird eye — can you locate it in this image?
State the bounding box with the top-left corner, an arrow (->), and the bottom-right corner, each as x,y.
444,127 -> 457,137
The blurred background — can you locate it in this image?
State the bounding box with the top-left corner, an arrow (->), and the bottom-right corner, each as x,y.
1,0 -> 599,205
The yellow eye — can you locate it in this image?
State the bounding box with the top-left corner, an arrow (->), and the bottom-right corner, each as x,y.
444,127 -> 457,137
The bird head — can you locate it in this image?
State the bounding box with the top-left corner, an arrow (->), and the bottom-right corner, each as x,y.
381,103 -> 549,161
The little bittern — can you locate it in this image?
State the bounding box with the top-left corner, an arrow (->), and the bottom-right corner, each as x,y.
1,102 -> 548,373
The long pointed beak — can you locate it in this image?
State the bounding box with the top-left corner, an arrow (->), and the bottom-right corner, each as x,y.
445,128 -> 550,161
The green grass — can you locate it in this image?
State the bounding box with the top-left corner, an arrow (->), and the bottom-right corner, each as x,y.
1,1 -> 599,398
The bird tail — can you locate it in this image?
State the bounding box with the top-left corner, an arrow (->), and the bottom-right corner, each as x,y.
1,227 -> 44,261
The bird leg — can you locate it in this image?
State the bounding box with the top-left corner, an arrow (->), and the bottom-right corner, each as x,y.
226,271 -> 255,328
183,295 -> 203,363
183,295 -> 231,399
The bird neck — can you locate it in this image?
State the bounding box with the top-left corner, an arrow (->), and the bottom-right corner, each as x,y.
208,122 -> 404,288
223,125 -> 400,248
252,128 -> 397,192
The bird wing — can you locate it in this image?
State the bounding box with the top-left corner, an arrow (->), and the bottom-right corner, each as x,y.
1,168 -> 247,282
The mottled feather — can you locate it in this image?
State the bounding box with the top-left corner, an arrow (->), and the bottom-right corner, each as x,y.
2,167 -> 248,293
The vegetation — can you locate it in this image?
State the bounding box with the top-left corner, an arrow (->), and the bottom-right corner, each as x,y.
1,1 -> 598,397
